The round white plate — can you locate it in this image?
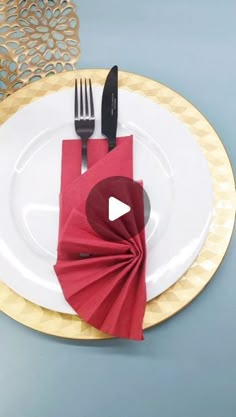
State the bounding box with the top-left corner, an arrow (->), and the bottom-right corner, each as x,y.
0,83 -> 213,314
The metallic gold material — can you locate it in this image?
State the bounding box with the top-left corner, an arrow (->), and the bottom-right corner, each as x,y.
0,69 -> 235,339
0,51 -> 20,100
0,0 -> 80,101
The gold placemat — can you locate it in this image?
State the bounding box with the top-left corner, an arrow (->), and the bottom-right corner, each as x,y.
0,0 -> 80,101
0,69 -> 235,339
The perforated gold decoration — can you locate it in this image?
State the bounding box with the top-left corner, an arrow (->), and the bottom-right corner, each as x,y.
0,0 -> 80,101
0,51 -> 18,100
0,70 -> 235,339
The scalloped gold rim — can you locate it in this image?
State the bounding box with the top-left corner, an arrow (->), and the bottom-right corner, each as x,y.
0,69 -> 235,339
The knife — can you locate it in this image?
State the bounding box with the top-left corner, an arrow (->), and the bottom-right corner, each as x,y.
101,65 -> 118,151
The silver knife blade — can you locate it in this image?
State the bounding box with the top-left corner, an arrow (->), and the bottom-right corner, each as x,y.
101,65 -> 118,151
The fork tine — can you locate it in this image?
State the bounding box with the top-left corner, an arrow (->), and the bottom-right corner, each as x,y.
74,79 -> 78,119
80,78 -> 83,117
85,79 -> 89,117
89,79 -> 94,118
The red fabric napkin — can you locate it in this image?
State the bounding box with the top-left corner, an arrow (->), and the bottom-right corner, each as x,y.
54,136 -> 146,340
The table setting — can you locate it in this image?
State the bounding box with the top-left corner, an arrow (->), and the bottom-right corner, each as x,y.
0,0 -> 235,343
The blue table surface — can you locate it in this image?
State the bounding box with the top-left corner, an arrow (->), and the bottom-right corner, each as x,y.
1,1 -> 235,417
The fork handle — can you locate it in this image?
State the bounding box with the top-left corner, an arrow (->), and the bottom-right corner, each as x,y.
81,139 -> 88,170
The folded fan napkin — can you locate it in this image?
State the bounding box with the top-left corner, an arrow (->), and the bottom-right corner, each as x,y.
54,136 -> 147,340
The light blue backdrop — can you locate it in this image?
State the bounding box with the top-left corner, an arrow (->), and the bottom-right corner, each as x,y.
1,1 -> 235,416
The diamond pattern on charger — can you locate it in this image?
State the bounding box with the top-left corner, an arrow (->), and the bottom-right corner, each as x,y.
0,69 -> 235,339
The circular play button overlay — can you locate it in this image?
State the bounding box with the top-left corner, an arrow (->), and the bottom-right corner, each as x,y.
86,176 -> 151,241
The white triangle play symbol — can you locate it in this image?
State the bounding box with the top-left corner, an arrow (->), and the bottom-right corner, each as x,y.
108,196 -> 131,221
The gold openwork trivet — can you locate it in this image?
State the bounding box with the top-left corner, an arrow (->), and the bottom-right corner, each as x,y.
0,69 -> 235,339
0,0 -> 80,101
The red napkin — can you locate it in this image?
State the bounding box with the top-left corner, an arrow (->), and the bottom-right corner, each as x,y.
54,136 -> 146,340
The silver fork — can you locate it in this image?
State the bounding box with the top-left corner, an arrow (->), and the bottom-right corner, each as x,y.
74,78 -> 95,169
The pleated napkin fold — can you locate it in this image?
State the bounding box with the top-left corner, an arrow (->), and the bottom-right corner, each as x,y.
54,136 -> 146,340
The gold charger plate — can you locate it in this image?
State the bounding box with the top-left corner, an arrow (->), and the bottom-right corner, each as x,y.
0,69 -> 235,339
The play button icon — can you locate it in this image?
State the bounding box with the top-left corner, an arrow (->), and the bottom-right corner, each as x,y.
86,176 -> 151,241
108,197 -> 131,221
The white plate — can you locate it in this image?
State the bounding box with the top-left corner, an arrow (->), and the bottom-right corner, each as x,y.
0,84 -> 213,314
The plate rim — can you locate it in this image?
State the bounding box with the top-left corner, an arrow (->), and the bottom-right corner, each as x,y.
0,68 -> 235,339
